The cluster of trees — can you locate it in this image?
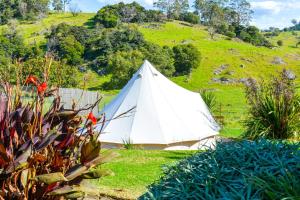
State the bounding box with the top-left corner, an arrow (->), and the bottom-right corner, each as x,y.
0,0 -> 77,25
193,0 -> 271,47
46,22 -> 201,89
153,0 -> 271,47
0,0 -> 49,24
52,0 -> 71,12
284,19 -> 300,31
153,0 -> 200,24
281,19 -> 300,48
0,22 -> 77,87
93,2 -> 165,28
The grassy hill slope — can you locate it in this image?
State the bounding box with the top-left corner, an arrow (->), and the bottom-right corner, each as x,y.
139,22 -> 300,137
1,14 -> 300,137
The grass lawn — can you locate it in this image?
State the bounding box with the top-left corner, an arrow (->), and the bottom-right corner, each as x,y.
93,150 -> 196,199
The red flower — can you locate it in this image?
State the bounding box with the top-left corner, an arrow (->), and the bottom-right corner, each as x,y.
87,112 -> 97,125
37,82 -> 47,94
25,75 -> 38,86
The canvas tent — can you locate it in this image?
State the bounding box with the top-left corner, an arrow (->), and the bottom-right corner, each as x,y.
95,60 -> 220,150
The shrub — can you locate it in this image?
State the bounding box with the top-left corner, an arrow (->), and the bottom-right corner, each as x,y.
243,70 -> 300,140
59,35 -> 84,65
180,12 -> 199,24
200,89 -> 217,111
94,8 -> 119,28
0,58 -> 117,199
105,50 -> 144,89
225,31 -> 236,38
277,40 -> 283,46
23,57 -> 78,88
173,44 -> 201,75
140,140 -> 300,200
140,43 -> 175,77
237,26 -> 273,47
93,2 -> 164,27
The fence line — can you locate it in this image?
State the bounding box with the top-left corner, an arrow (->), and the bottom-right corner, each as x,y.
59,88 -> 100,116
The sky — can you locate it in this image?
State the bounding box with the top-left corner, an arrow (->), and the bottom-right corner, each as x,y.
70,0 -> 300,29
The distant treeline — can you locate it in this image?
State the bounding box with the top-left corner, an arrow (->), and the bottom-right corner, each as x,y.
0,1 -> 293,90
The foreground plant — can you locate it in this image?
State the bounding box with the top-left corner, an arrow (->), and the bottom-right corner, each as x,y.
0,65 -> 116,199
243,69 -> 300,140
140,140 -> 300,200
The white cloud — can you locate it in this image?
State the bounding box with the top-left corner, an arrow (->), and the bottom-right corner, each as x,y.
251,1 -> 281,14
251,0 -> 300,14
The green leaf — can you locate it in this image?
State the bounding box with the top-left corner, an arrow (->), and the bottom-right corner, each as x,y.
84,151 -> 119,167
34,172 -> 67,184
65,191 -> 85,199
65,164 -> 88,181
80,136 -> 101,164
83,168 -> 114,179
21,169 -> 29,188
47,185 -> 80,196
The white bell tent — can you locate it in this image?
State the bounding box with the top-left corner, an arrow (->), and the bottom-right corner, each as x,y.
95,60 -> 220,150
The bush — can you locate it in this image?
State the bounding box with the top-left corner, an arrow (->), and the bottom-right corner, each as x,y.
105,50 -> 144,89
140,140 -> 300,200
173,44 -> 201,75
93,2 -> 164,27
23,57 -> 78,88
59,35 -> 84,65
237,26 -> 273,47
225,31 -> 236,38
180,12 -> 199,24
140,43 -> 175,77
243,70 -> 300,140
0,59 -> 117,199
277,40 -> 283,46
94,8 -> 119,28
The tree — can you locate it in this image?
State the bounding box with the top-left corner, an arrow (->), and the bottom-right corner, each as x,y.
291,19 -> 298,26
107,50 -> 144,88
94,7 -> 119,28
172,44 -> 201,75
194,0 -> 226,23
140,42 -> 175,77
59,35 -> 84,65
62,0 -> 71,12
52,0 -> 63,12
180,12 -> 200,24
69,3 -> 81,16
154,0 -> 174,18
0,0 -> 50,24
228,0 -> 253,26
171,0 -> 189,19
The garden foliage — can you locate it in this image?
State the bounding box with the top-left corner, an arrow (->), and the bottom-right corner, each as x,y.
0,58 -> 117,199
140,140 -> 300,200
244,70 -> 300,140
93,2 -> 165,28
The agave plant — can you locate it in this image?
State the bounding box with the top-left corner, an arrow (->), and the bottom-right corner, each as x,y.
0,63 -> 116,199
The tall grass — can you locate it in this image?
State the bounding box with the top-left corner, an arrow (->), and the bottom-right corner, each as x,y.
243,69 -> 300,140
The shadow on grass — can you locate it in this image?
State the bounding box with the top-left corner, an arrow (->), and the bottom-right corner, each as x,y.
162,151 -> 196,160
84,17 -> 96,29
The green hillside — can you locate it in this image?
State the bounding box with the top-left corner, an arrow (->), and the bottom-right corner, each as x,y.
139,21 -> 300,137
2,13 -> 300,137
0,12 -> 95,44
